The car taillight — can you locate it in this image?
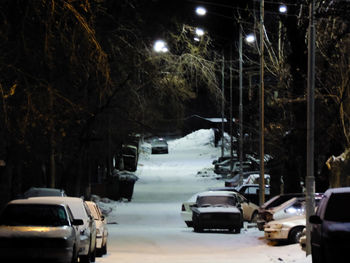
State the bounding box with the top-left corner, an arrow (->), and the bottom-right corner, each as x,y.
181,204 -> 186,211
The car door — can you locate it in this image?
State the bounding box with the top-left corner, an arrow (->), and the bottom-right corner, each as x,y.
236,193 -> 254,221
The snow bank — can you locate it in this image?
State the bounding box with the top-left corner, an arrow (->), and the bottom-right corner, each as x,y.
168,129 -> 215,150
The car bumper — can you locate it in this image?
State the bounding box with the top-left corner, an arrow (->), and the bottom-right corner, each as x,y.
181,211 -> 192,222
0,247 -> 73,262
264,228 -> 289,240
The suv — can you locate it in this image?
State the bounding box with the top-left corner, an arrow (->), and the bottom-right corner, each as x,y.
310,187 -> 350,263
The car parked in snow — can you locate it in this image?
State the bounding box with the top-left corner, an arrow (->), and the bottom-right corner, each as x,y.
264,215 -> 306,244
85,201 -> 108,257
310,187 -> 350,263
236,184 -> 271,205
257,193 -> 305,230
214,160 -> 255,176
32,197 -> 97,263
191,191 -> 243,233
181,190 -> 259,227
257,194 -> 322,231
151,138 -> 169,154
0,198 -> 83,263
23,187 -> 67,198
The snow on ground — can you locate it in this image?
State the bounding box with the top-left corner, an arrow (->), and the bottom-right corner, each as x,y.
96,129 -> 311,263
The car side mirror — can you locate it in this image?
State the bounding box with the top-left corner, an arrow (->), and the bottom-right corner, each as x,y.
72,219 -> 84,226
309,215 -> 322,224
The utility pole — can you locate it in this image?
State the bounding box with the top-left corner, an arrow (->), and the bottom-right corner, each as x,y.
306,0 -> 316,256
239,25 -> 244,185
259,0 -> 265,206
230,46 -> 234,178
221,53 -> 225,158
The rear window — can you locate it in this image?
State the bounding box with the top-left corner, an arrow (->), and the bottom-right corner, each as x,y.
197,195 -> 236,206
0,204 -> 69,226
324,193 -> 350,222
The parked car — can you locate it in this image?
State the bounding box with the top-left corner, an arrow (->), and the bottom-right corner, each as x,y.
23,187 -> 67,198
214,160 -> 255,176
212,154 -> 237,165
0,198 -> 83,262
310,187 -> 350,263
181,190 -> 259,227
256,193 -> 305,230
224,171 -> 261,187
208,184 -> 270,206
236,184 -> 271,205
85,201 -> 108,256
151,138 -> 169,154
257,194 -> 322,231
33,196 -> 97,263
264,215 -> 306,244
191,191 -> 243,233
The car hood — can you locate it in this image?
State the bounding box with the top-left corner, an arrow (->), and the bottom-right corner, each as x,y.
194,206 -> 241,213
0,225 -> 73,238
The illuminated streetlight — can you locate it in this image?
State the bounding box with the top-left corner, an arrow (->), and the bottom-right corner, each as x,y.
279,4 -> 287,13
245,34 -> 256,44
153,40 -> 168,53
195,28 -> 205,37
195,6 -> 207,16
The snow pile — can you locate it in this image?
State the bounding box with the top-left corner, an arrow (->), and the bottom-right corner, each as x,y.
168,129 -> 215,150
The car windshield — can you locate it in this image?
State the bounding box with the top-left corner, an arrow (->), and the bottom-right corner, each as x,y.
0,204 -> 69,227
197,195 -> 236,206
324,193 -> 350,222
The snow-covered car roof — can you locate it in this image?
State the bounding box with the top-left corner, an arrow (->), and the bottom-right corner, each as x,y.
197,191 -> 237,198
9,197 -> 68,206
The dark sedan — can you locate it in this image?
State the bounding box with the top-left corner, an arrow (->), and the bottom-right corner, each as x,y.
151,138 -> 169,154
0,198 -> 83,263
191,191 -> 243,233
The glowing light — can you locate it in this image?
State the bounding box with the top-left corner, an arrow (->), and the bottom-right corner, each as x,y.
279,5 -> 287,13
153,40 -> 168,53
195,28 -> 205,37
196,6 -> 207,16
245,34 -> 256,43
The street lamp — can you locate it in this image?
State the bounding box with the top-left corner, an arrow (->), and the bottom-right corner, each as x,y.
195,6 -> 207,16
195,28 -> 205,37
153,40 -> 168,53
279,4 -> 287,14
245,34 -> 256,44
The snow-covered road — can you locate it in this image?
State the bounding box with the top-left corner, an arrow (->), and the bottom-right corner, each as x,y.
96,130 -> 311,263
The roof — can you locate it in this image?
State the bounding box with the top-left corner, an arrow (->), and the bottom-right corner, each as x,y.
8,197 -> 67,206
324,187 -> 350,196
197,191 -> 237,198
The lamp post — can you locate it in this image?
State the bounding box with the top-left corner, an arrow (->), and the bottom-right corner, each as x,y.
153,40 -> 168,53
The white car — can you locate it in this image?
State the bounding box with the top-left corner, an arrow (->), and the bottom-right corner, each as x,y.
85,201 -> 108,256
31,197 -> 97,263
264,215 -> 305,244
181,191 -> 259,227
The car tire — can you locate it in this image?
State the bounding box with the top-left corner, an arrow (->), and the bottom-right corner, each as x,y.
289,227 -> 304,244
193,225 -> 203,233
185,221 -> 193,227
79,254 -> 91,263
235,227 -> 241,234
90,245 -> 96,262
102,243 -> 107,255
71,246 -> 78,263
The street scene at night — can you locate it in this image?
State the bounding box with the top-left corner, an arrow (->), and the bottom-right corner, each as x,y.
1,0 -> 350,263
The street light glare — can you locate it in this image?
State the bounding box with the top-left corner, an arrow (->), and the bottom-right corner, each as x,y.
279,5 -> 287,13
245,34 -> 256,43
195,6 -> 207,16
195,28 -> 204,37
154,40 -> 168,53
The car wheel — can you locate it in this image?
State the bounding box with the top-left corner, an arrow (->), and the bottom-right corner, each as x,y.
193,225 -> 203,233
90,245 -> 96,262
250,211 -> 258,223
79,254 -> 91,263
289,227 -> 304,244
102,242 -> 107,255
235,227 -> 241,234
71,245 -> 78,263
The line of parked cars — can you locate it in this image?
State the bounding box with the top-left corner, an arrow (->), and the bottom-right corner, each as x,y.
0,187 -> 108,263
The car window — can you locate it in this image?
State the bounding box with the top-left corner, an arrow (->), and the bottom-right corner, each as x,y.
285,201 -> 305,215
0,204 -> 69,226
197,195 -> 236,206
324,193 -> 350,222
